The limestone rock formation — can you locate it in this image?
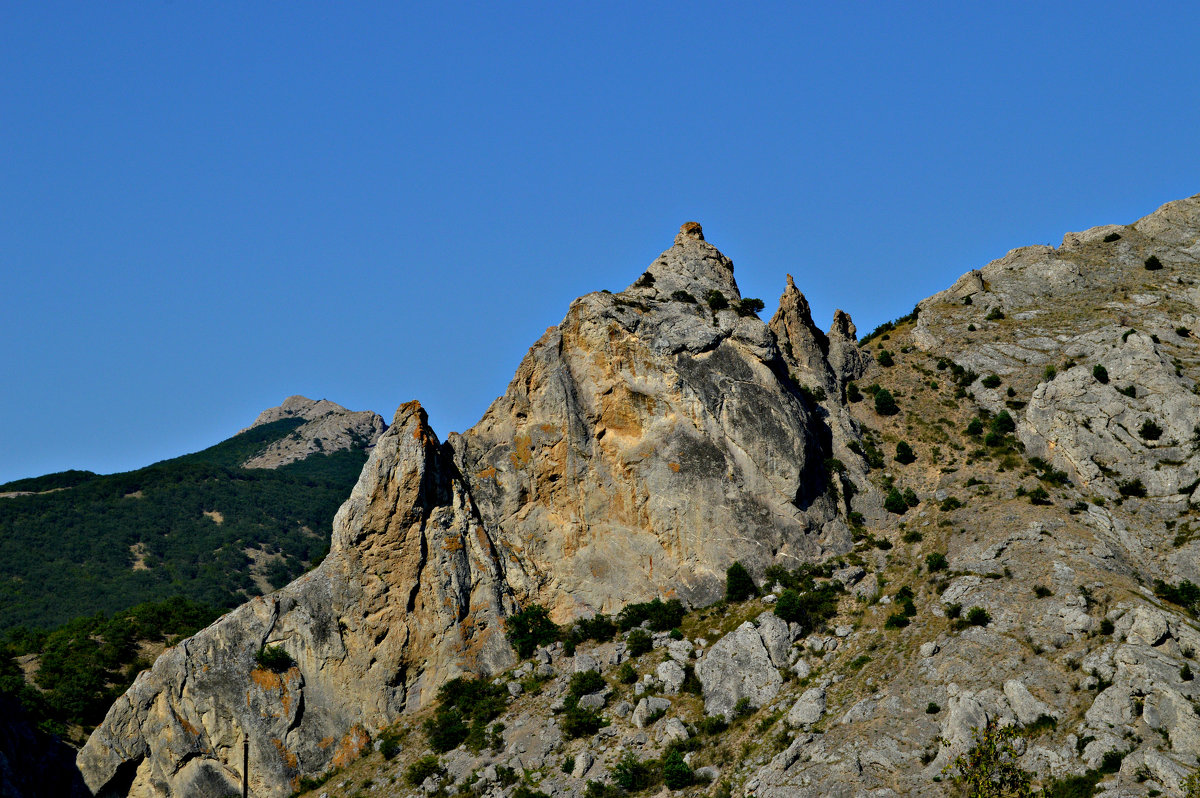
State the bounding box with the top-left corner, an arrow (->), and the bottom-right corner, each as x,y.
78,403 -> 515,797
240,395 -> 386,469
80,224 -> 850,796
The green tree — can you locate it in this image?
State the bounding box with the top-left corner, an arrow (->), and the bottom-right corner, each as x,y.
874,388 -> 899,416
505,605 -> 559,658
662,749 -> 694,789
895,441 -> 916,464
884,488 -> 908,514
725,561 -> 757,602
943,718 -> 1033,797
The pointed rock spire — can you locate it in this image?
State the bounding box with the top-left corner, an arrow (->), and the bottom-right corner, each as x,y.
827,309 -> 868,385
769,274 -> 833,392
624,222 -> 740,303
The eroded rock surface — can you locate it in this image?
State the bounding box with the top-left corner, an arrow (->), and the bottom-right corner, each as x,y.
240,395 -> 387,468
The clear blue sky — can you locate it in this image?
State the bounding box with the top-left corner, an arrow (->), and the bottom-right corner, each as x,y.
2,2 -> 1198,484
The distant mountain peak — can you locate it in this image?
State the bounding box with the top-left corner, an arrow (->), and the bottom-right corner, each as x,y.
240,396 -> 386,469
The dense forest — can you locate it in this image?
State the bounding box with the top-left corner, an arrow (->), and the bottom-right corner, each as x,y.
0,417 -> 372,740
0,417 -> 368,632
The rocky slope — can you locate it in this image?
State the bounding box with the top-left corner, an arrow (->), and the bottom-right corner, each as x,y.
78,224 -> 866,797
240,395 -> 387,469
83,196 -> 1200,798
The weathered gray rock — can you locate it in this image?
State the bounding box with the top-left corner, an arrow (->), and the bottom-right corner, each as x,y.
756,612 -> 792,668
240,395 -> 387,469
696,622 -> 783,719
655,660 -> 685,694
1003,680 -> 1055,726
786,687 -> 826,728
631,697 -> 671,729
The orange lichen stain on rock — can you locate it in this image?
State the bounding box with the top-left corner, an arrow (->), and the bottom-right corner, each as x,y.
476,465 -> 497,480
442,535 -> 464,552
271,737 -> 299,769
317,736 -> 336,749
178,717 -> 200,737
540,423 -> 557,434
250,668 -> 282,690
669,462 -> 681,472
509,433 -> 533,469
331,725 -> 371,769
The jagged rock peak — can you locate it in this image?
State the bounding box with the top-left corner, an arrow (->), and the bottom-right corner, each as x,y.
240,395 -> 387,469
829,308 -> 857,341
625,221 -> 740,302
769,274 -> 832,391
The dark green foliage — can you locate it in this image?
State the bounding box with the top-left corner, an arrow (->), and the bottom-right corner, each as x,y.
585,780 -> 622,798
1099,618 -> 1114,635
773,578 -> 843,631
725,561 -> 757,602
613,752 -> 656,792
1182,663 -> 1194,681
737,297 -> 765,317
966,607 -> 991,626
680,664 -> 702,694
1139,419 -> 1163,440
944,719 -> 1032,797
895,441 -> 916,464
424,676 -> 508,753
617,663 -> 637,684
1033,585 -> 1053,598
1117,384 -> 1137,398
884,613 -> 910,629
0,469 -> 98,493
981,374 -> 1002,389
860,306 -> 919,343
1041,771 -> 1101,798
626,629 -> 653,657
704,290 -> 729,311
562,756 -> 576,775
940,496 -> 963,511
991,410 -> 1016,435
732,697 -> 755,718
877,350 -> 894,367
1028,487 -> 1051,506
558,670 -> 608,739
946,602 -> 962,619
796,384 -> 827,404
846,382 -> 863,403
986,308 -> 1006,321
873,388 -> 899,416
633,271 -> 655,287
926,552 -> 948,572
0,595 -> 219,736
847,654 -> 871,670
965,418 -> 984,436
1044,365 -> 1057,380
902,529 -> 923,543
661,750 -> 693,789
1153,579 -> 1200,615
405,755 -> 443,786
903,488 -> 919,507
0,418 -> 367,635
1092,364 -> 1109,384
1145,254 -> 1164,270
512,787 -> 551,798
378,727 -> 403,760
671,290 -> 697,304
1178,326 -> 1192,337
1024,714 -> 1057,735
1119,479 -> 1147,497
1103,232 -> 1122,242
505,605 -> 559,658
926,702 -> 940,714
255,645 -> 294,673
566,614 -> 617,648
697,715 -> 728,735
1100,750 -> 1125,773
1029,458 -> 1070,485
616,598 -> 685,632
884,488 -> 908,514
567,670 -> 606,700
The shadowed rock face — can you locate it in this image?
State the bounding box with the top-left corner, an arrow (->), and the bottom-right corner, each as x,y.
78,225 -> 857,797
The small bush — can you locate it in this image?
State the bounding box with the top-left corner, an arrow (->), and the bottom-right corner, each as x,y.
903,488 -> 919,507
662,749 -> 694,789
616,598 -> 685,632
874,388 -> 899,416
505,605 -> 559,658
986,308 -> 1006,321
991,410 -> 1016,435
612,752 -> 655,792
405,755 -> 443,787
1145,255 -> 1164,271
1103,232 -> 1122,242
1033,585 -> 1052,598
617,662 -> 637,684
846,382 -> 863,403
560,704 -> 606,739
1139,419 -> 1163,441
884,488 -> 908,515
926,702 -> 940,714
704,290 -> 729,311
946,603 -> 962,619
1117,384 -> 1137,398
671,289 -> 696,304
568,670 -> 606,700
1091,363 -> 1109,384
1099,618 -> 1115,635
736,297 -> 765,317
877,350 -> 894,367
254,645 -> 294,673
725,561 -> 758,602
1028,487 -> 1051,505
378,727 -> 403,760
1182,663 -> 1194,681
939,496 -> 963,511
895,441 -> 916,464
626,629 -> 652,657
732,697 -> 755,719
1043,365 -> 1057,380
966,607 -> 991,627
926,552 -> 949,572
981,374 -> 1002,389
965,418 -> 984,436
884,613 -> 910,629
1119,479 -> 1147,497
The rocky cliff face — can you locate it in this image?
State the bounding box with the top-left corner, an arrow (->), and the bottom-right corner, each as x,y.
240,396 -> 387,469
79,225 -> 862,797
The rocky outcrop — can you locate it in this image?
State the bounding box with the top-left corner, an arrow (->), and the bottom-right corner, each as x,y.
78,403 -> 515,797
241,396 -> 386,469
81,225 -> 850,796
696,619 -> 784,719
768,275 -> 867,395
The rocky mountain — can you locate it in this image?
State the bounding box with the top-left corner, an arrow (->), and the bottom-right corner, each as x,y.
240,396 -> 386,469
79,196 -> 1200,798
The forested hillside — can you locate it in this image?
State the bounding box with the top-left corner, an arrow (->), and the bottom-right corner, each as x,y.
0,417 -> 369,633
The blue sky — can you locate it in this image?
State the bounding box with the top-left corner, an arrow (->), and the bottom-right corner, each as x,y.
2,2 -> 1198,484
